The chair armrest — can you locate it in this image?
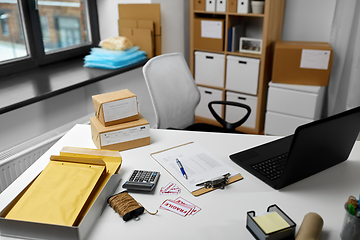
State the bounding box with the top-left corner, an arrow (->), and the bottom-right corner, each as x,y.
208,101 -> 251,131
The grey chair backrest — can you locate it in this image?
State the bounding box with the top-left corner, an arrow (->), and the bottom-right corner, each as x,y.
142,53 -> 201,129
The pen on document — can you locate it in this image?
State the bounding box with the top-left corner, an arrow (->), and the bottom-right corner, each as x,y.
176,158 -> 188,180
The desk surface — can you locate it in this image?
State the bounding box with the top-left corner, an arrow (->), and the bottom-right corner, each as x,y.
1,124 -> 360,240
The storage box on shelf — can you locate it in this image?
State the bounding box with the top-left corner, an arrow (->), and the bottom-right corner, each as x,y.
264,82 -> 326,136
225,55 -> 260,95
195,51 -> 225,88
189,0 -> 285,134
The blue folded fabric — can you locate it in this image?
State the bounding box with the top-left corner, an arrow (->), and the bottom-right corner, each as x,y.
84,46 -> 147,69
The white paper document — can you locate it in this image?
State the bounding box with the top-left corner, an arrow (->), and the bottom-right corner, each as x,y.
102,97 -> 138,122
151,142 -> 240,193
201,20 -> 223,39
300,49 -> 331,70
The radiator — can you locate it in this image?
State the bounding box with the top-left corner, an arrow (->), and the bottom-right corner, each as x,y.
0,114 -> 92,193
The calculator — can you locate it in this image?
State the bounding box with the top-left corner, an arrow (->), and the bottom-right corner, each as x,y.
122,170 -> 160,192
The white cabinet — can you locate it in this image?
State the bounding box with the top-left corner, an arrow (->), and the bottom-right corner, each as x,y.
265,82 -> 325,135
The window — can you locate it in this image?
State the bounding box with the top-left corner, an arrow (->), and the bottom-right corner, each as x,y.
0,0 -> 99,77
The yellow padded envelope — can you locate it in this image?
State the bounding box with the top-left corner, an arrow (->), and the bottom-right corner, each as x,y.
59,146 -> 122,223
5,157 -> 106,226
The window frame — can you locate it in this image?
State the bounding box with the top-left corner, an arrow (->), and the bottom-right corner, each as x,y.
0,0 -> 100,78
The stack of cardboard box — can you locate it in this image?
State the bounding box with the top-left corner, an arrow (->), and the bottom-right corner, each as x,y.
118,4 -> 161,59
90,89 -> 150,151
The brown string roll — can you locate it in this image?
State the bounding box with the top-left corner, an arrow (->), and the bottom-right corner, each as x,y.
108,191 -> 144,221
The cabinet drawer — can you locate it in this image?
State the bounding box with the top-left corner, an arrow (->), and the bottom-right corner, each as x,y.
225,91 -> 257,129
195,51 -> 225,88
265,111 -> 313,136
267,82 -> 325,119
196,86 -> 223,119
225,55 -> 259,95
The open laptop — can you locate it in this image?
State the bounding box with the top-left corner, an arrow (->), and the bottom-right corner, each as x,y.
229,106 -> 360,190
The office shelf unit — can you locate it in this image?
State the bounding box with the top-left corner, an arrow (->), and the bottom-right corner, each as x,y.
189,0 -> 285,134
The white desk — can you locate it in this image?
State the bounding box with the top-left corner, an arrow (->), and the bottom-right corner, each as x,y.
1,124 -> 360,240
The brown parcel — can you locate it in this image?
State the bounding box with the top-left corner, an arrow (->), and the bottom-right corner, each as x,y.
272,41 -> 333,86
92,89 -> 139,127
194,17 -> 224,51
90,114 -> 150,151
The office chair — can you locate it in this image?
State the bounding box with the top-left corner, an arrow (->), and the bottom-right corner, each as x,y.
142,52 -> 251,133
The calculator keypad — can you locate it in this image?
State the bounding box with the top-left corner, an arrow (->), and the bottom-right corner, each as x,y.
130,170 -> 158,183
122,170 -> 160,191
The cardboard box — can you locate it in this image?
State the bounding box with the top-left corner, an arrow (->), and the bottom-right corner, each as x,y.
90,114 -> 150,151
92,89 -> 139,127
194,17 -> 224,51
194,0 -> 206,10
272,41 -> 333,86
0,173 -> 121,240
118,19 -> 154,58
118,4 -> 161,57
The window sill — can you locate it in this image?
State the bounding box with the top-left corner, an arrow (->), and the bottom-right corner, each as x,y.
0,57 -> 147,115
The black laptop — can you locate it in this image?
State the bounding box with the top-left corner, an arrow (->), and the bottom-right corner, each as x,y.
230,106 -> 360,190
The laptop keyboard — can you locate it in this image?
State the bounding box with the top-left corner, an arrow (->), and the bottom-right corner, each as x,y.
251,154 -> 288,180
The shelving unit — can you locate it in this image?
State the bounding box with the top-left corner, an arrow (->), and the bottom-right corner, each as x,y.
189,0 -> 285,134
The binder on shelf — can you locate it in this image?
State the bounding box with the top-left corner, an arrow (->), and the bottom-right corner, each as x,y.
150,142 -> 243,196
237,0 -> 249,13
216,0 -> 226,12
227,28 -> 233,51
205,0 -> 216,12
231,24 -> 245,52
228,0 -> 237,13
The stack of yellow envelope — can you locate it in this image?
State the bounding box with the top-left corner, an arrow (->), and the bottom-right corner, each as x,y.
5,147 -> 122,226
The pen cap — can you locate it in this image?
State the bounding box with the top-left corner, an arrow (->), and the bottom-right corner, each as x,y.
295,212 -> 323,240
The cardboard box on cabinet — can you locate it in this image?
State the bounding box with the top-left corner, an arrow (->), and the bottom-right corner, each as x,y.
272,41 -> 333,86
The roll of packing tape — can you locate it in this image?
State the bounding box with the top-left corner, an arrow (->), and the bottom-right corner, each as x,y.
295,212 -> 324,240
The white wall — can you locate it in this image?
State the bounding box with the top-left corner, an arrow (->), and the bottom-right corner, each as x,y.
0,0 -> 337,153
282,0 -> 336,42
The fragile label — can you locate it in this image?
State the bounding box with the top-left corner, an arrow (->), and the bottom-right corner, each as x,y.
159,199 -> 193,217
160,182 -> 181,195
174,197 -> 201,216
